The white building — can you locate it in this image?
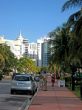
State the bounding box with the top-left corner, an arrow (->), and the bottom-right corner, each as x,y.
28,42 -> 37,65
0,34 -> 50,67
37,38 -> 43,67
0,33 -> 26,59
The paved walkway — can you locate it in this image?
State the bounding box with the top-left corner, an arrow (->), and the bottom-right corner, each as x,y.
28,75 -> 82,110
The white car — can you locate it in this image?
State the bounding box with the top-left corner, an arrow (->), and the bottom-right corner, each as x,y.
10,74 -> 37,95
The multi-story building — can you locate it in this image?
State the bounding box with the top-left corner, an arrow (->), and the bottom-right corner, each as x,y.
0,33 -> 25,59
0,34 -> 50,67
37,37 -> 50,67
37,38 -> 43,67
42,39 -> 50,67
23,38 -> 29,56
28,42 -> 37,65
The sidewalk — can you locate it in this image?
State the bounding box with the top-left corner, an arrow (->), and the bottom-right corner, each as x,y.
28,75 -> 82,110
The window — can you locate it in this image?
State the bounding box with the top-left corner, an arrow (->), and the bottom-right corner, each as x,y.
14,75 -> 30,81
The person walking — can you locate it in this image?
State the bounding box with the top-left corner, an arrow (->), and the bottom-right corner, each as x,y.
43,71 -> 47,91
40,71 -> 47,91
51,73 -> 55,87
39,73 -> 44,90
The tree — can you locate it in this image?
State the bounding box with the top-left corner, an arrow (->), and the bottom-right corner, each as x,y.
49,24 -> 70,71
62,0 -> 82,36
0,53 -> 5,70
0,44 -> 17,75
62,0 -> 82,11
62,0 -> 82,66
17,57 -> 38,73
62,1 -> 82,90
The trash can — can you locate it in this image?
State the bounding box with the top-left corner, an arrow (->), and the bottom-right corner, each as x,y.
80,82 -> 82,99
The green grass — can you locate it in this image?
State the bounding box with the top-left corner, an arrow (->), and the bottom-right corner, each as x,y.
74,86 -> 80,98
66,83 -> 81,98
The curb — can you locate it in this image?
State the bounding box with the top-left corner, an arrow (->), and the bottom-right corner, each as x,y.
24,89 -> 39,110
17,89 -> 39,110
18,97 -> 31,110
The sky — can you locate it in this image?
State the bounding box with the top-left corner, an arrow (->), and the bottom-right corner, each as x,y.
0,0 -> 79,42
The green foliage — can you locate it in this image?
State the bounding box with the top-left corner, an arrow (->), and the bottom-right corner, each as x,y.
0,44 -> 18,75
40,66 -> 48,72
62,0 -> 82,67
17,57 -> 38,73
48,0 -> 82,73
48,24 -> 70,73
62,0 -> 82,11
0,53 -> 5,69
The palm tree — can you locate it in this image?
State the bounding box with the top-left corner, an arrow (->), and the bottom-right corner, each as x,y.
62,0 -> 82,32
62,0 -> 82,90
49,24 -> 70,73
62,0 -> 82,11
62,0 -> 82,66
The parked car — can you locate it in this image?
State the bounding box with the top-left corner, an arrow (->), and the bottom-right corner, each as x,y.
12,72 -> 21,79
10,74 -> 37,95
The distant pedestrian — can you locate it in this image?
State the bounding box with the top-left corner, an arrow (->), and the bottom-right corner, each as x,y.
39,73 -> 44,90
40,71 -> 47,91
43,71 -> 47,91
51,73 -> 55,87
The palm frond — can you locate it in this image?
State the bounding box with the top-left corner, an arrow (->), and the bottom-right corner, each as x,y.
74,16 -> 82,36
67,10 -> 81,27
62,0 -> 82,11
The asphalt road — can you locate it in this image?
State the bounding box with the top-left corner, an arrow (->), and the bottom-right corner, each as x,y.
0,80 -> 32,110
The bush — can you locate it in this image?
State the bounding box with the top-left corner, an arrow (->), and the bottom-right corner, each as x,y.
65,77 -> 71,87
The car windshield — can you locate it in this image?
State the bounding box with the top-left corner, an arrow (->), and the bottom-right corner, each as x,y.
14,75 -> 30,81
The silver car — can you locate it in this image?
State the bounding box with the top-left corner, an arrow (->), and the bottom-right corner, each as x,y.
10,74 -> 37,95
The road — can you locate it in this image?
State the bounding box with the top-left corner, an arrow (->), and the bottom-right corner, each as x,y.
0,80 -> 32,110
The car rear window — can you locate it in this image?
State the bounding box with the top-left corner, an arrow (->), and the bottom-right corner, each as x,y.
14,75 -> 30,81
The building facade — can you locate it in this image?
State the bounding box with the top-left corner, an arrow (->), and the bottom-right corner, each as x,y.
37,37 -> 50,67
28,42 -> 37,65
42,40 -> 50,67
0,34 -> 50,67
0,33 -> 26,59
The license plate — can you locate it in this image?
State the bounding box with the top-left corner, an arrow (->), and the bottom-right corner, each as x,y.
17,83 -> 24,85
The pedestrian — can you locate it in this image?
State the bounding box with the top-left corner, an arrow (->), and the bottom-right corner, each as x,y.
40,71 -> 47,91
43,71 -> 47,91
39,73 -> 44,90
51,73 -> 55,87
